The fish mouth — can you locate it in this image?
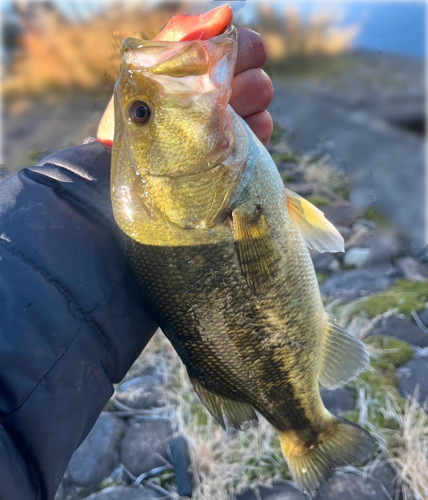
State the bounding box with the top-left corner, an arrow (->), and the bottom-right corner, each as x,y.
122,25 -> 236,53
209,24 -> 235,41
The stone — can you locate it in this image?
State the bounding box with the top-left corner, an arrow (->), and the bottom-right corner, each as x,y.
320,269 -> 394,301
336,225 -> 352,241
412,244 -> 428,264
270,83 -> 424,248
236,480 -> 307,500
286,182 -> 318,197
114,375 -> 164,410
417,307 -> 428,327
312,252 -> 341,274
321,203 -> 360,227
321,388 -> 355,415
84,486 -> 162,499
396,257 -> 428,282
367,460 -> 402,500
315,471 -> 391,500
68,413 -> 126,487
370,315 -> 428,348
120,420 -> 172,476
344,247 -> 370,269
169,436 -> 192,497
398,357 -> 428,405
53,481 -> 66,500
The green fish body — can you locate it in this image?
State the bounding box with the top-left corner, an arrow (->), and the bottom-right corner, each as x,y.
111,26 -> 374,494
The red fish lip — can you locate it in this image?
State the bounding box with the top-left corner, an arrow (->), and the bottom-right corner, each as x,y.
121,25 -> 235,53
157,4 -> 233,42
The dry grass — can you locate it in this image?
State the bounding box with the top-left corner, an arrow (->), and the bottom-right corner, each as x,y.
163,342 -> 288,499
136,323 -> 428,500
4,2 -> 360,96
384,394 -> 428,500
257,5 -> 360,63
3,3 -> 184,96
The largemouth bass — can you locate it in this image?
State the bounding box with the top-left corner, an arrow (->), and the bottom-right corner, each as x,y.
111,25 -> 374,494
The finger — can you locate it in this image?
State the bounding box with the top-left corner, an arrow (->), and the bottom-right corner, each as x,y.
230,68 -> 274,118
235,28 -> 267,75
244,111 -> 273,146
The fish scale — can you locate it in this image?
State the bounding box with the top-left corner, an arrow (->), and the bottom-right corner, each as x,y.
112,23 -> 374,495
127,232 -> 321,433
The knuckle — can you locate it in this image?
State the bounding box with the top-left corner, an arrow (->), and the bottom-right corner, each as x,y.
249,31 -> 267,67
254,69 -> 274,108
238,28 -> 267,68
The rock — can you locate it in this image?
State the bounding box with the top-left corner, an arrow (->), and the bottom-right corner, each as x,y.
396,257 -> 428,282
315,471 -> 391,500
169,436 -> 193,497
120,420 -> 172,476
344,247 -> 370,269
286,182 -> 319,197
321,388 -> 355,415
114,375 -> 164,409
398,357 -> 428,405
312,252 -> 341,274
68,413 -> 125,487
236,480 -> 307,500
336,225 -> 352,241
346,220 -> 375,249
320,269 -> 394,301
370,315 -> 428,348
412,244 -> 428,264
367,461 -> 402,500
84,486 -> 162,499
270,84 -> 424,248
321,203 -> 360,227
53,481 -> 66,500
417,307 -> 428,326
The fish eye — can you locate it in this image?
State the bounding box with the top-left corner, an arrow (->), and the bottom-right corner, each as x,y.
128,101 -> 151,125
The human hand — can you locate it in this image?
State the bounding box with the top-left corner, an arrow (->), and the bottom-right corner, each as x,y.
97,6 -> 273,146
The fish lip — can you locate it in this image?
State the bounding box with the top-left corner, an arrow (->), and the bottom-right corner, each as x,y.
209,24 -> 235,41
121,25 -> 236,52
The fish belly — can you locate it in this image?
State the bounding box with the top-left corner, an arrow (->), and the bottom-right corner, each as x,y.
127,233 -> 327,434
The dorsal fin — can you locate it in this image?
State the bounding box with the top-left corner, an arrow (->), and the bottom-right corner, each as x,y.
286,189 -> 344,253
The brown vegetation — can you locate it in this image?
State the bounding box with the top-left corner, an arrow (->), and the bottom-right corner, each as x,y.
4,3 -> 360,96
3,2 -> 183,96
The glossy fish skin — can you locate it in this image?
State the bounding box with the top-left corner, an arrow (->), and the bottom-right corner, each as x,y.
111,26 -> 373,494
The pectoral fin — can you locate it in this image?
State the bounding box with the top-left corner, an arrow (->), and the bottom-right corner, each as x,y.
318,319 -> 370,389
286,189 -> 344,253
232,207 -> 278,293
191,378 -> 258,431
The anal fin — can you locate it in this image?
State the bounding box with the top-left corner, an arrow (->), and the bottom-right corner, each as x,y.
319,319 -> 369,389
191,378 -> 258,431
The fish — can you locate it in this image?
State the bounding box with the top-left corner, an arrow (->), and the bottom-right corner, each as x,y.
111,24 -> 374,495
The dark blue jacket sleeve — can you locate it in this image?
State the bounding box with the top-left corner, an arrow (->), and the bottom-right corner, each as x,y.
0,141 -> 158,500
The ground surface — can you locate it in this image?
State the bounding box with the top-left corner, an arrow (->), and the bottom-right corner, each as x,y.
3,51 -> 426,500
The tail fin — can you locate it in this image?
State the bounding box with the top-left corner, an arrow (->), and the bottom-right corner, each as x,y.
279,419 -> 374,494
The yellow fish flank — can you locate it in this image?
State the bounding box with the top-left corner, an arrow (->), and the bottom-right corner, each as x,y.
111,26 -> 374,494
